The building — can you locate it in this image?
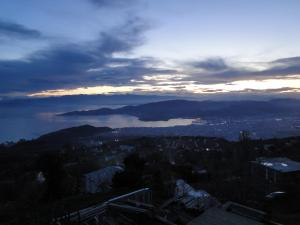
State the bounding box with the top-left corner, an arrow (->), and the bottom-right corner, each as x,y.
250,157 -> 300,193
175,179 -> 218,211
187,201 -> 281,225
84,166 -> 123,193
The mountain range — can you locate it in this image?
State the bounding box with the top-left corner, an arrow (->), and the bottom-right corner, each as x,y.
60,98 -> 300,121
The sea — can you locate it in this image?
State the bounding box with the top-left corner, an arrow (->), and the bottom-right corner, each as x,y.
0,103 -> 195,143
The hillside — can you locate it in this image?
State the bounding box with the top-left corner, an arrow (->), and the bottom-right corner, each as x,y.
60,99 -> 300,121
38,125 -> 113,143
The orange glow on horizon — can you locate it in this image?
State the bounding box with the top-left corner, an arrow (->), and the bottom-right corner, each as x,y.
28,76 -> 300,97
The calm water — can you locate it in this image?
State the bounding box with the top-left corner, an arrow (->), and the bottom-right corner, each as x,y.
0,107 -> 195,142
1,104 -> 300,142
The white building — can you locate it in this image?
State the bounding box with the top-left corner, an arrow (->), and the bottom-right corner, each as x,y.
175,179 -> 218,210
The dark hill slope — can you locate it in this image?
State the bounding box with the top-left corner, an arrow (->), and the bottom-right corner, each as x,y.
60,99 -> 300,121
38,125 -> 113,143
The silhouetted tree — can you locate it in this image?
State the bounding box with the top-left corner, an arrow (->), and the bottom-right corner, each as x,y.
112,170 -> 143,188
36,153 -> 66,200
112,153 -> 145,188
124,153 -> 145,171
237,130 -> 253,176
239,130 -> 251,142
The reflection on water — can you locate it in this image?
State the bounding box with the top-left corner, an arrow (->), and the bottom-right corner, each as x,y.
39,113 -> 196,128
0,112 -> 198,142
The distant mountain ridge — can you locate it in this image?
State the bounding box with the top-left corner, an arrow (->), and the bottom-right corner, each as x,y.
60,99 -> 300,121
0,94 -> 182,107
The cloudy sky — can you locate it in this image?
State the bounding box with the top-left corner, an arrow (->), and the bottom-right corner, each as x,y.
1,0 -> 300,98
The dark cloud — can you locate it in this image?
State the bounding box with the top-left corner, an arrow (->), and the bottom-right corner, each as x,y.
1,13 -> 299,97
262,57 -> 300,76
0,20 -> 42,39
0,17 -> 164,95
272,56 -> 300,65
93,62 -> 177,85
189,56 -> 300,83
190,57 -> 229,71
88,0 -> 137,7
97,17 -> 148,54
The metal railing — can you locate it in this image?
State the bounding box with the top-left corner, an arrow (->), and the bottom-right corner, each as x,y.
54,188 -> 152,224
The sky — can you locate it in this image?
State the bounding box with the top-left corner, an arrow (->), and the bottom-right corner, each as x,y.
1,0 -> 300,98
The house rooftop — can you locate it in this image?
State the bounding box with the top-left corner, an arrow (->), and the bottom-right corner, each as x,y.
187,207 -> 264,225
187,202 -> 281,225
84,165 -> 123,177
253,157 -> 300,173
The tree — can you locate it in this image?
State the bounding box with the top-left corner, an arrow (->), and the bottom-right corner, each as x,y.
112,170 -> 143,188
124,153 -> 145,171
237,130 -> 252,175
112,153 -> 145,188
36,153 -> 66,200
239,130 -> 251,142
